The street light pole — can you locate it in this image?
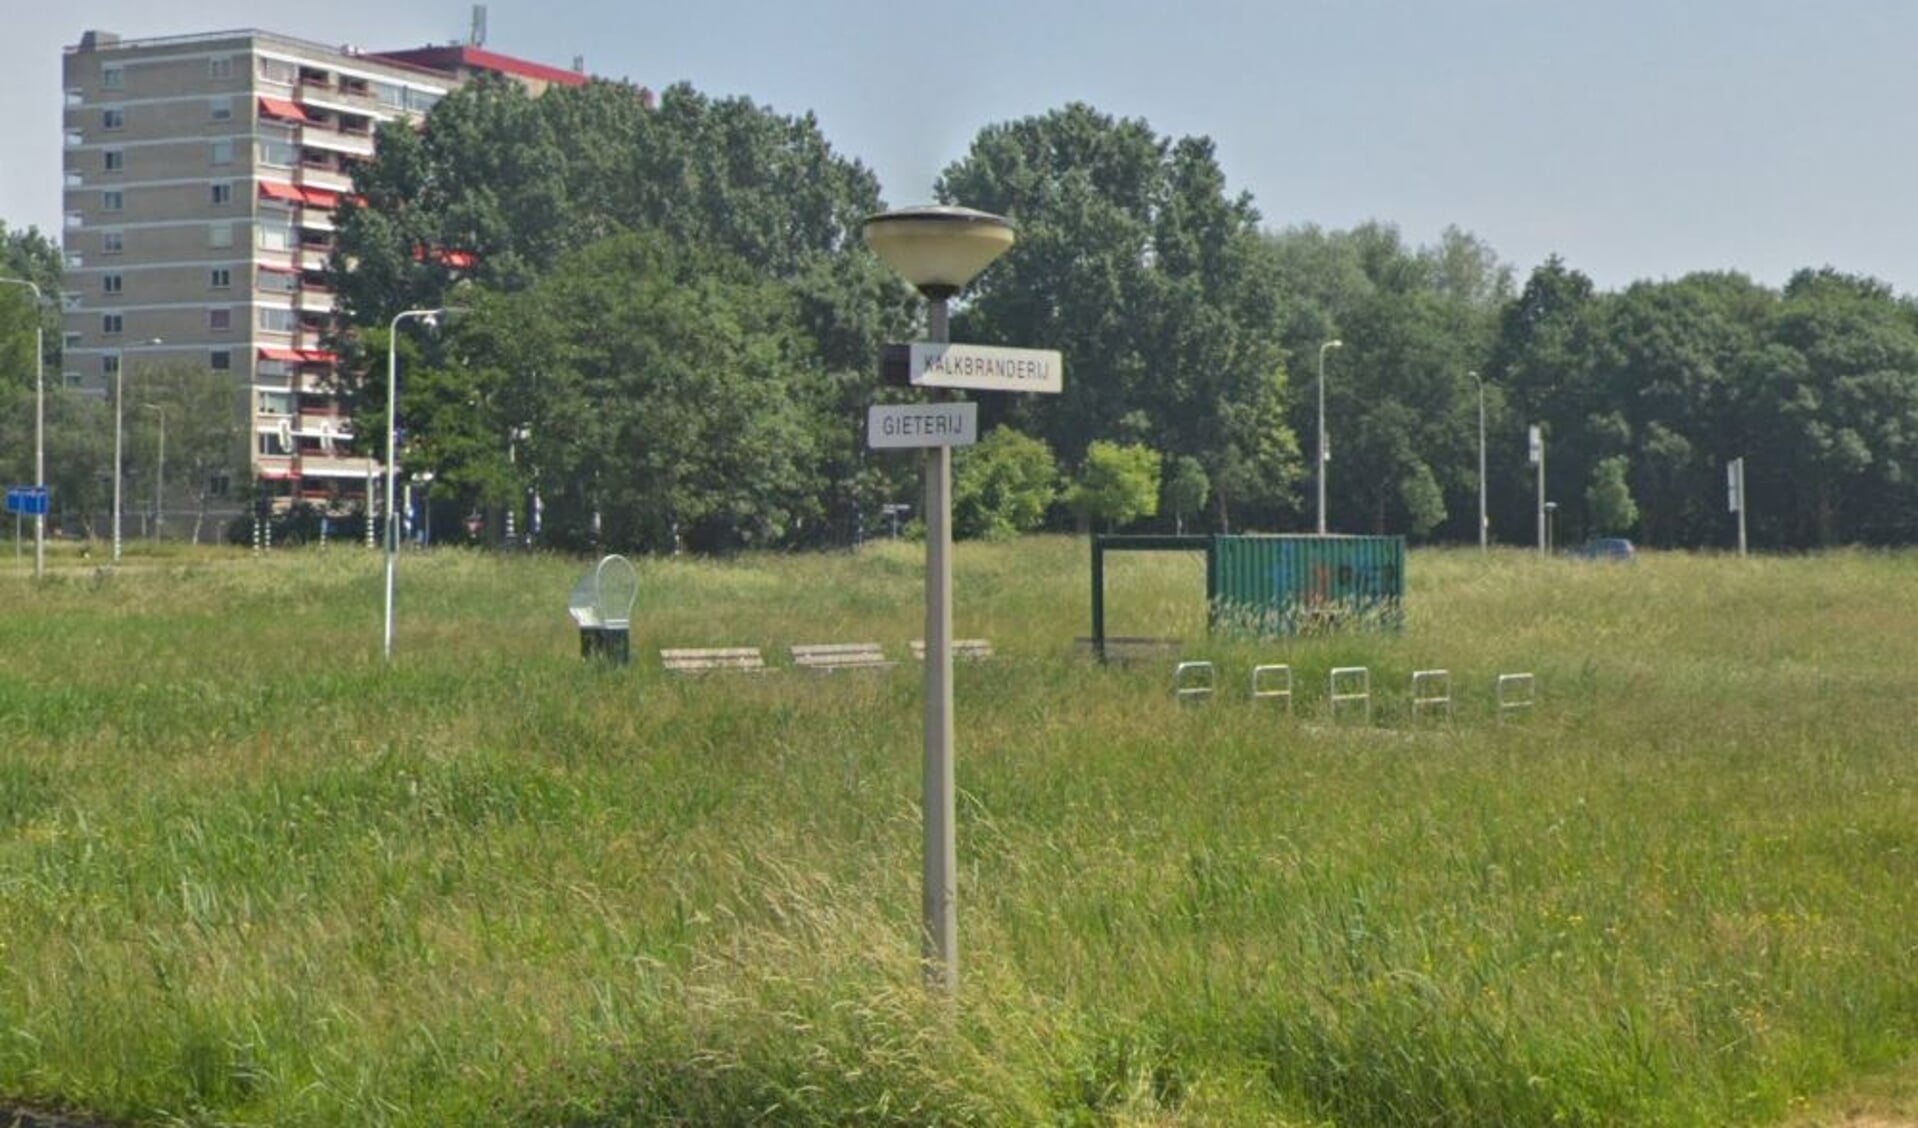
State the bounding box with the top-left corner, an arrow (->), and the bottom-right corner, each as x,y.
864,205 -> 1015,995
1472,371 -> 1486,551
1,279 -> 45,578
143,404 -> 165,542
384,308 -> 452,661
1316,339 -> 1343,536
114,337 -> 163,563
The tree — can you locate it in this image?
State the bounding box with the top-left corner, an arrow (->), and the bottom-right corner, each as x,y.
1066,440 -> 1161,531
442,231 -> 837,553
1162,455 -> 1209,534
133,363 -> 248,543
332,78 -> 909,550
1587,455 -> 1640,535
952,426 -> 1057,540
936,104 -> 1300,526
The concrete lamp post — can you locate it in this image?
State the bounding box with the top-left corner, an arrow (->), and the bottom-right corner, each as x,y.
1316,339 -> 1343,535
863,204 -> 1015,994
0,279 -> 45,578
114,337 -> 164,563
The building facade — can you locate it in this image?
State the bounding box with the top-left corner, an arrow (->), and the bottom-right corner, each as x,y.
60,28 -> 582,518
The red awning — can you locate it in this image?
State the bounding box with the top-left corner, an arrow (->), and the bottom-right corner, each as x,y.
259,181 -> 303,203
256,346 -> 339,365
258,96 -> 307,123
301,187 -> 341,210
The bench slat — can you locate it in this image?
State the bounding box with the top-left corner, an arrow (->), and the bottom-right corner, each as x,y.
662,647 -> 766,673
909,639 -> 994,660
790,643 -> 894,671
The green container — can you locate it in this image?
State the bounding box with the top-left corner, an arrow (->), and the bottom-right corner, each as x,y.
1208,534 -> 1404,635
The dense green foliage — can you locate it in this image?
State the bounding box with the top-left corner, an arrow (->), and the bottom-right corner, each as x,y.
17,70 -> 1918,549
0,542 -> 1915,1125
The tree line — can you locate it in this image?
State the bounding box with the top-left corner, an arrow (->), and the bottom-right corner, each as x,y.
5,77 -> 1918,551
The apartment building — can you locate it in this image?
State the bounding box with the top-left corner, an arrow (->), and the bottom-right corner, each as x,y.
61,27 -> 583,515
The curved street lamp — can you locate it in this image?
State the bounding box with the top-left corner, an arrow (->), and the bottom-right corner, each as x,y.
383,307 -> 455,661
0,278 -> 46,577
863,205 -> 1015,994
1316,338 -> 1343,535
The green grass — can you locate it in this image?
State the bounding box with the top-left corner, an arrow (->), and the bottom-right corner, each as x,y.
0,539 -> 1914,1125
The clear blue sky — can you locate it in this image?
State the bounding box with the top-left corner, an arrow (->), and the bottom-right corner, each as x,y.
5,0 -> 1913,295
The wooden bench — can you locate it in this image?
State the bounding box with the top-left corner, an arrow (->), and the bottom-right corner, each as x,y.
790,642 -> 895,672
909,638 -> 994,661
660,647 -> 767,673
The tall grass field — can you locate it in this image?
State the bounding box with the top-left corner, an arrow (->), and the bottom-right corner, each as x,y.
0,538 -> 1913,1125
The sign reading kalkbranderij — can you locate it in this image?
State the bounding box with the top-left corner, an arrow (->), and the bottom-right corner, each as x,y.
881,343 -> 1064,395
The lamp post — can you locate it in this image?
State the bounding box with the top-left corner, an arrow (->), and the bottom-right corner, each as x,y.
1472,371 -> 1486,551
1316,339 -> 1343,535
142,403 -> 165,542
863,205 -> 1015,994
384,307 -> 451,662
114,337 -> 163,563
0,279 -> 45,578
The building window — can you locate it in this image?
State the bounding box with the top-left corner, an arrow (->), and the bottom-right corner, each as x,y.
101,66 -> 122,89
210,139 -> 234,165
258,390 -> 293,415
208,308 -> 232,332
207,472 -> 230,497
63,332 -> 82,351
258,307 -> 296,333
65,129 -> 84,148
257,268 -> 297,294
102,355 -> 120,377
210,267 -> 231,289
209,97 -> 233,122
101,190 -> 123,212
101,230 -> 124,254
102,107 -> 124,130
209,56 -> 234,80
63,371 -> 82,388
102,273 -> 122,294
210,182 -> 233,206
259,57 -> 294,84
208,223 -> 233,249
259,431 -> 292,457
258,221 -> 293,252
102,313 -> 123,335
102,149 -> 123,172
210,350 -> 231,371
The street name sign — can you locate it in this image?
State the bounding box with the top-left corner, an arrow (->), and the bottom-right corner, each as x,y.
868,402 -> 978,449
881,343 -> 1063,394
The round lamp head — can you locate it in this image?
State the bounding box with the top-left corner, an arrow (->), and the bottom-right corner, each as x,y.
864,205 -> 1015,301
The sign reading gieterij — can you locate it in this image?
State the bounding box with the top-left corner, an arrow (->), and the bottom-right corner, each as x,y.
867,402 -> 979,449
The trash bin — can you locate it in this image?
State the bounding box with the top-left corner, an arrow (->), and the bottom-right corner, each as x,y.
567,554 -> 638,665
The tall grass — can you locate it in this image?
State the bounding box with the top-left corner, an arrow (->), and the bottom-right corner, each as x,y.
0,540 -> 1913,1125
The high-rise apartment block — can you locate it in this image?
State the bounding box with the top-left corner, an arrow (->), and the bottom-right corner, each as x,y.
60,27 -> 583,514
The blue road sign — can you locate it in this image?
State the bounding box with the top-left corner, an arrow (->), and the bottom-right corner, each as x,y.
5,486 -> 49,516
